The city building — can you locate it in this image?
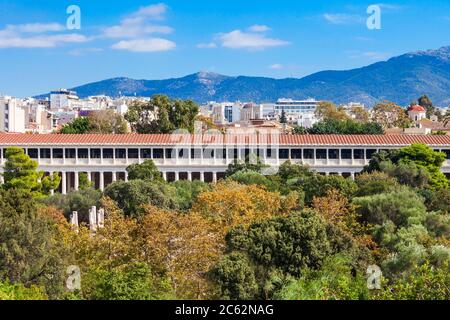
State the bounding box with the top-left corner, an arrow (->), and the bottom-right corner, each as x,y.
0,133 -> 449,194
50,89 -> 80,110
0,96 -> 27,133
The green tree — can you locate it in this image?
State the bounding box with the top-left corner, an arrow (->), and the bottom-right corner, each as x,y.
306,119 -> 383,135
78,172 -> 93,190
60,117 -> 90,134
126,160 -> 164,182
104,180 -> 178,217
0,189 -> 68,298
2,147 -> 60,197
355,172 -> 399,196
171,180 -> 210,211
0,281 -> 47,300
275,254 -> 369,300
125,94 -> 199,134
418,95 -> 435,119
225,156 -> 267,177
280,108 -> 287,124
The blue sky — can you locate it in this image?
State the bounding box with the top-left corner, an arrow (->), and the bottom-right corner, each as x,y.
0,0 -> 449,97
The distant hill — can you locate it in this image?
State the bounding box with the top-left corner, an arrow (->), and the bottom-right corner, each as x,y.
40,46 -> 450,107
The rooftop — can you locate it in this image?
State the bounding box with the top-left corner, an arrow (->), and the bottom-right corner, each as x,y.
0,134 -> 449,146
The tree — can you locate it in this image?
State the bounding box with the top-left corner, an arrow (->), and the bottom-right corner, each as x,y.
315,101 -> 349,121
280,108 -> 287,124
126,160 -> 164,182
227,170 -> 279,192
353,186 -> 427,228
60,111 -> 128,134
125,94 -> 199,134
88,109 -> 129,134
418,95 -> 435,119
78,172 -> 93,190
104,180 -> 178,217
351,106 -> 370,122
225,156 -> 267,177
0,281 -> 47,300
371,101 -> 411,129
306,119 -> 383,135
355,171 -> 399,196
171,180 -> 211,211
191,181 -> 297,232
42,188 -> 102,222
139,205 -> 222,299
2,147 -> 60,197
374,262 -> 449,300
0,189 -> 68,298
275,254 -> 369,300
60,117 -> 90,134
210,210 -> 350,299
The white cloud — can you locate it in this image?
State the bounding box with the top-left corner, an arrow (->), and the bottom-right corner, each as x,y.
269,64 -> 284,70
6,23 -> 65,34
103,3 -> 173,39
0,32 -> 89,49
69,47 -> 103,56
197,42 -> 217,49
323,13 -> 364,25
248,25 -> 271,32
111,38 -> 176,52
218,28 -> 289,50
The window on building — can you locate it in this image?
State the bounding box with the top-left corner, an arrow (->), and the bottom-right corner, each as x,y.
52,149 -> 64,159
442,149 -> 450,159
227,148 -> 239,159
204,148 -> 215,159
216,149 -> 226,159
279,149 -> 290,159
27,149 -> 38,159
128,149 -> 139,159
354,149 -> 364,159
341,149 -> 352,159
165,148 -> 174,159
116,149 -> 127,159
90,149 -> 101,159
178,148 -> 189,159
136,149 -> 149,159
78,149 -> 89,159
65,148 -> 76,159
103,149 -> 114,159
191,148 -> 202,159
304,149 -> 314,159
328,149 -> 339,160
151,148 -> 163,159
291,149 -> 302,159
316,149 -> 327,159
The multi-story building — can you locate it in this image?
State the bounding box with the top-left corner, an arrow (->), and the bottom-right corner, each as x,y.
50,89 -> 80,110
0,96 -> 27,133
0,133 -> 449,194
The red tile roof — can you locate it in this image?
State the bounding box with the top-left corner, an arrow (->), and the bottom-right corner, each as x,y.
0,133 -> 449,146
408,105 -> 426,112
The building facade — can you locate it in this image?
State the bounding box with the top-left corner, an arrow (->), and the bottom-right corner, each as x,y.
0,133 -> 449,194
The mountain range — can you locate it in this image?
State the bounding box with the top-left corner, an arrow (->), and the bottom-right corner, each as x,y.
46,46 -> 450,107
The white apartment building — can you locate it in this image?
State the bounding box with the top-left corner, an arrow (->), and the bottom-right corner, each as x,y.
0,96 -> 27,133
0,133 -> 449,194
275,98 -> 320,115
50,89 -> 80,110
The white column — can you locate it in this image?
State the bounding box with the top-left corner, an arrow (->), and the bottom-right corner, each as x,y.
112,172 -> 117,182
187,172 -> 192,181
99,172 -> 105,191
124,171 -> 129,182
87,172 -> 92,183
175,171 -> 180,181
162,172 -> 167,181
74,172 -> 79,191
200,172 -> 205,182
61,172 -> 67,195
351,172 -> 356,180
212,172 -> 217,183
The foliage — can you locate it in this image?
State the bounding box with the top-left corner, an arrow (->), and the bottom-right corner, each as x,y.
355,171 -> 399,196
171,180 -> 210,211
0,281 -> 47,300
225,156 -> 267,177
275,255 -> 369,300
42,188 -> 102,222
104,180 -> 178,217
0,189 -> 68,298
125,94 -> 199,134
305,119 -> 384,135
374,262 -> 450,300
227,170 -> 279,192
60,110 -> 128,134
139,205 -> 222,299
371,101 -> 412,129
2,147 -> 60,197
191,181 -> 298,232
126,160 -> 164,182
315,101 -> 349,121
